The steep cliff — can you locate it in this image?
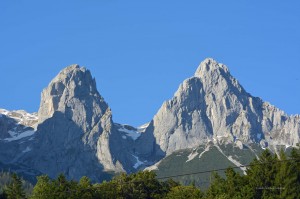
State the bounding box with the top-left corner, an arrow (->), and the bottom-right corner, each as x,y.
137,58 -> 300,157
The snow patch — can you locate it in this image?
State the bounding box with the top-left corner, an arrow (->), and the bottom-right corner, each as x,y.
119,127 -> 141,140
285,145 -> 292,149
132,155 -> 144,169
186,145 -> 211,162
199,145 -> 211,159
227,156 -> 246,174
246,144 -> 259,159
8,130 -> 17,137
137,122 -> 150,133
144,160 -> 162,171
215,145 -> 246,174
22,147 -> 31,153
0,109 -> 9,115
4,130 -> 35,142
0,109 -> 38,127
186,150 -> 199,162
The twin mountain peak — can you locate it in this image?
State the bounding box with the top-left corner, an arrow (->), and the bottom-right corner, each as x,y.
0,58 -> 299,181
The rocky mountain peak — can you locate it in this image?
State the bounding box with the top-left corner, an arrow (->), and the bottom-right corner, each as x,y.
37,64 -> 108,128
47,64 -> 97,99
1,59 -> 299,183
22,64 -> 126,179
194,58 -> 229,78
139,58 -> 300,156
193,58 -> 245,98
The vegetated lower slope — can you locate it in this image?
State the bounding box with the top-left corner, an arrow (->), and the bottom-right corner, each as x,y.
2,147 -> 299,199
148,142 -> 265,188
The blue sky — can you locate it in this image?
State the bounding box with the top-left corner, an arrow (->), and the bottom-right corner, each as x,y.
1,1 -> 299,126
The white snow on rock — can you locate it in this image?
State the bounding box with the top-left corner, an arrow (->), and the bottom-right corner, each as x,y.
0,109 -> 38,129
0,109 -> 9,115
137,123 -> 150,133
215,144 -> 246,174
119,127 -> 141,140
144,159 -> 163,171
186,149 -> 199,162
132,155 -> 144,169
4,130 -> 35,142
22,147 -> 32,153
8,130 -> 17,137
227,155 -> 247,174
198,145 -> 211,159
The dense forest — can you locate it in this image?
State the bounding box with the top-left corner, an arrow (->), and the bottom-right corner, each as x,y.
0,147 -> 299,199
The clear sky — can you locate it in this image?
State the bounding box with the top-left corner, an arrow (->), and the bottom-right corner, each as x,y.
1,1 -> 300,126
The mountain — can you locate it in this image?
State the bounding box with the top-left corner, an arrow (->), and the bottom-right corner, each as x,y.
0,65 -> 142,181
136,58 -> 300,186
137,58 -> 299,157
0,59 -> 299,184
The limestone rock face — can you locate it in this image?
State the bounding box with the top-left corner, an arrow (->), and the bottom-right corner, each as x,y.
138,58 -> 300,156
21,65 -> 126,180
0,65 -> 148,180
38,65 -> 108,132
1,59 -> 299,182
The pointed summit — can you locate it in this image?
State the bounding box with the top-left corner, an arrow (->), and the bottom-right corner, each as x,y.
193,58 -> 245,96
194,58 -> 229,78
139,58 -> 300,157
46,64 -> 98,99
38,64 -> 109,131
22,64 -> 126,180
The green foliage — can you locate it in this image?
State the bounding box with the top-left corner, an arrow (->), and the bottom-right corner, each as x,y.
205,148 -> 300,199
4,173 -> 26,199
30,175 -> 53,199
94,171 -> 175,199
5,147 -> 300,199
165,185 -> 203,199
29,171 -> 180,199
206,168 -> 246,199
0,171 -> 33,198
30,174 -> 93,199
246,149 -> 279,198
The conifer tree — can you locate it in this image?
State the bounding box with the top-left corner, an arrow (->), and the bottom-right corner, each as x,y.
165,185 -> 203,199
30,175 -> 54,199
5,173 -> 25,199
77,176 -> 93,199
246,149 -> 278,198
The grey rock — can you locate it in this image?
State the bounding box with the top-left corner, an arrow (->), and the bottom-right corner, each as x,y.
20,65 -> 130,180
0,109 -> 37,169
1,65 -> 149,180
1,59 -> 299,182
138,58 -> 300,157
235,140 -> 244,150
0,109 -> 37,140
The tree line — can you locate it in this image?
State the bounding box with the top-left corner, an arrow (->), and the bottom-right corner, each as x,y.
0,147 -> 299,199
